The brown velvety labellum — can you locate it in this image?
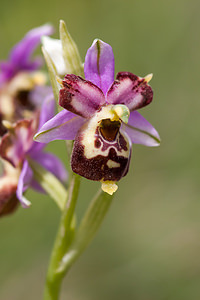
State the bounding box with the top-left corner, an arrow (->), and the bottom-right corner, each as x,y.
71,124 -> 131,182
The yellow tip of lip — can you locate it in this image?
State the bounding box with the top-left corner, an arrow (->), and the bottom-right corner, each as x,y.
101,181 -> 118,195
144,73 -> 153,83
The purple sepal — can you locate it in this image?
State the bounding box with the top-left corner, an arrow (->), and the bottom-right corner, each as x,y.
34,109 -> 85,143
16,160 -> 33,208
0,24 -> 54,85
28,91 -> 55,154
38,92 -> 55,129
124,111 -> 160,146
59,74 -> 105,118
107,72 -> 153,111
84,39 -> 115,95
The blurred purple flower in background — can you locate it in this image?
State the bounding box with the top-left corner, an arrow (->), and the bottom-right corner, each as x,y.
0,24 -> 54,133
0,24 -> 68,215
0,94 -> 67,208
0,24 -> 53,85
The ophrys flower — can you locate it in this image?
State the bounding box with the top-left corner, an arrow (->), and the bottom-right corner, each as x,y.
34,39 -> 160,194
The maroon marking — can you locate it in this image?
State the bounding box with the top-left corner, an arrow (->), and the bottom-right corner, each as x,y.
119,133 -> 128,151
71,128 -> 131,182
100,131 -> 128,153
94,138 -> 101,148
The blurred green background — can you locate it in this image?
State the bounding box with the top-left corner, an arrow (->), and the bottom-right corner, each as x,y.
1,0 -> 200,299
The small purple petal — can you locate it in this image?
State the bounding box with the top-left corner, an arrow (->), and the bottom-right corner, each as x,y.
38,92 -> 55,129
10,24 -> 54,70
59,74 -> 105,118
34,109 -> 85,143
84,39 -> 115,95
32,152 -> 68,182
124,111 -> 160,147
107,72 -> 153,111
16,160 -> 33,208
0,62 -> 14,85
28,91 -> 56,154
0,24 -> 54,84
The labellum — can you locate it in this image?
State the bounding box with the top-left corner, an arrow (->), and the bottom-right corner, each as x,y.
71,105 -> 132,194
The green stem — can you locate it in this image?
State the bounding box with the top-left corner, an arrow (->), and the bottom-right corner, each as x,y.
43,172 -> 81,300
58,189 -> 114,275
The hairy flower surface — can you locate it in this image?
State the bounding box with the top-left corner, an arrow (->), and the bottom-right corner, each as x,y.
0,94 -> 67,207
35,39 -> 160,194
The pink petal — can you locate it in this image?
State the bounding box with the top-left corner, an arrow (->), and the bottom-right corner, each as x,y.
107,72 -> 153,111
59,74 -> 105,118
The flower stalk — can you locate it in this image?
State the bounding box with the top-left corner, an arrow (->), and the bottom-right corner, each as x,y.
43,171 -> 81,300
43,180 -> 114,300
58,189 -> 114,275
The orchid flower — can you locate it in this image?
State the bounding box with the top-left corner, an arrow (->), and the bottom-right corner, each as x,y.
34,39 -> 160,194
0,25 -> 54,128
0,93 -> 67,208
